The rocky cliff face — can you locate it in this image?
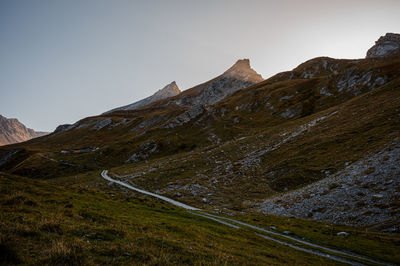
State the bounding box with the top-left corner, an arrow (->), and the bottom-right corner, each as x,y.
105,81 -> 181,113
0,115 -> 47,146
222,59 -> 263,83
366,33 -> 400,59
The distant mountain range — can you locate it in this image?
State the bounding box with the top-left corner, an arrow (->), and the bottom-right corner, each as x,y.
0,115 -> 47,146
1,33 -> 400,232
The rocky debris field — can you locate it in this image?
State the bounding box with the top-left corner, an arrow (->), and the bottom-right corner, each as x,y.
259,139 -> 400,231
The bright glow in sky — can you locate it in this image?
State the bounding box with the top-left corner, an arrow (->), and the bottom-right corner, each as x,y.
1,0 -> 400,131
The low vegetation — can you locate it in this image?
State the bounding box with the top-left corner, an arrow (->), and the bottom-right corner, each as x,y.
1,172 -> 399,265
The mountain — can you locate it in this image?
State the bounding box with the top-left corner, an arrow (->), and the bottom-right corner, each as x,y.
1,34 -> 400,231
105,81 -> 181,114
170,59 -> 263,108
0,115 -> 48,146
2,33 -> 400,265
54,59 -> 263,133
366,32 -> 400,58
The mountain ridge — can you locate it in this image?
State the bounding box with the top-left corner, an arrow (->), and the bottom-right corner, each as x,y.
105,81 -> 181,114
0,114 -> 48,146
1,33 -> 399,231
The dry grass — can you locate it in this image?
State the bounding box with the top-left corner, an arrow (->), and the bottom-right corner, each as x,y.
45,239 -> 85,266
0,172 -> 346,265
39,216 -> 63,234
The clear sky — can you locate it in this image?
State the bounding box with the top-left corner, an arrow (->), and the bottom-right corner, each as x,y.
1,0 -> 400,131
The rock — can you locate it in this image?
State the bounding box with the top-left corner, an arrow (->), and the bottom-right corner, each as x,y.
105,81 -> 181,113
126,142 -> 158,163
319,87 -> 333,96
174,59 -> 263,108
259,141 -> 400,228
92,118 -> 112,130
336,232 -> 350,237
0,114 -> 48,145
366,33 -> 400,59
372,194 -> 384,200
223,59 -> 263,82
279,95 -> 293,101
54,124 -> 73,133
270,226 -> 276,230
280,107 -> 302,119
283,230 -> 291,235
163,106 -> 205,128
131,115 -> 165,132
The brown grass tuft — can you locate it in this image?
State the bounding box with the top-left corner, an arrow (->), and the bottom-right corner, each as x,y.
45,239 -> 85,266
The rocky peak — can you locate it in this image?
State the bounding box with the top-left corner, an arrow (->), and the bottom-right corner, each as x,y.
223,59 -> 264,83
366,33 -> 400,59
0,114 -> 47,146
153,81 -> 181,99
172,59 -> 264,110
104,81 -> 181,114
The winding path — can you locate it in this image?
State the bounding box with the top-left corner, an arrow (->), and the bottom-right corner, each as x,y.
102,170 -> 198,210
101,170 -> 391,266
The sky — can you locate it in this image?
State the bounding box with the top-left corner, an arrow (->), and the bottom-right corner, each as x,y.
1,0 -> 400,132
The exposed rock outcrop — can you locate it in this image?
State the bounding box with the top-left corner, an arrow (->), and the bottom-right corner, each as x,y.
105,81 -> 181,113
366,33 -> 400,59
0,115 -> 48,146
222,59 -> 263,83
54,124 -> 74,133
163,106 -> 206,128
268,57 -> 390,96
173,59 -> 263,108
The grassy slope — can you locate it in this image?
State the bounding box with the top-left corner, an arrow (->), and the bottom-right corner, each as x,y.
1,172 -> 400,265
0,57 -> 400,264
1,57 -> 399,180
106,75 -> 400,213
0,172 -> 337,265
1,58 -> 399,214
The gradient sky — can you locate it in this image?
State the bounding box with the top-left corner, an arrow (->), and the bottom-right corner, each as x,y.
1,0 -> 400,131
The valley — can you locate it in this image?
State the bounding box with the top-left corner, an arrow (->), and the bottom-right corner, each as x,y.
1,33 -> 400,265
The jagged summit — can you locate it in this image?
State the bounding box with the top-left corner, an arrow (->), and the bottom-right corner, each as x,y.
105,81 -> 181,113
366,33 -> 400,59
170,59 -> 264,109
225,59 -> 251,72
153,81 -> 181,98
223,59 -> 263,83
